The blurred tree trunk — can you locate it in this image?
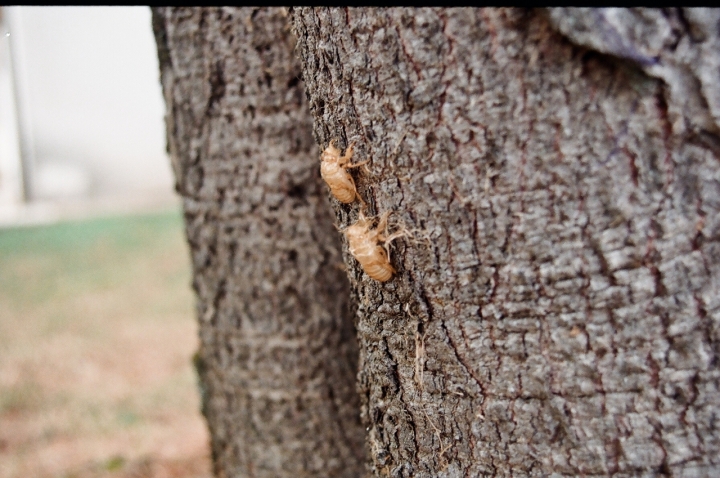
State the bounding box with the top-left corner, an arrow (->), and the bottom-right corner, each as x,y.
291,7 -> 720,477
151,7 -> 366,478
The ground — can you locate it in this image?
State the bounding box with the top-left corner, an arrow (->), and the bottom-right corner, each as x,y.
0,210 -> 211,478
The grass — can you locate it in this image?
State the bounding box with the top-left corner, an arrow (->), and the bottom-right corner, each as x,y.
0,210 -> 211,478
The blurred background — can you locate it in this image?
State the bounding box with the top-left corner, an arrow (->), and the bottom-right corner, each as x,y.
0,7 -> 210,477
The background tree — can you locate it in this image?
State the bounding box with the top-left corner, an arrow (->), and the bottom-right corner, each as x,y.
156,7 -> 720,477
152,7 -> 366,478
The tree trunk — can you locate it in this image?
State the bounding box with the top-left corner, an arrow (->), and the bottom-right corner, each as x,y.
291,7 -> 720,477
151,8 -> 366,477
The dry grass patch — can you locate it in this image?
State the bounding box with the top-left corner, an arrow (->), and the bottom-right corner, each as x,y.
0,210 -> 210,478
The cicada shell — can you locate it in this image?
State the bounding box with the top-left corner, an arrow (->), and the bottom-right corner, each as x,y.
344,211 -> 405,282
320,140 -> 368,204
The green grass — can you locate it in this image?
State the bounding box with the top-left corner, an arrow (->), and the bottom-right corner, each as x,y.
0,211 -> 189,307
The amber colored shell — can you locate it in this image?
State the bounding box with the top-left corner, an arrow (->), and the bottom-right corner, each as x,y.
344,213 -> 396,282
320,161 -> 357,204
320,140 -> 364,204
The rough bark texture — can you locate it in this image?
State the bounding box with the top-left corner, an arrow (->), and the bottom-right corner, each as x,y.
291,8 -> 720,477
152,8 -> 366,477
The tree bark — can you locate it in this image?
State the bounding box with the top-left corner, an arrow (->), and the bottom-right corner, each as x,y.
152,8 -> 366,477
291,7 -> 720,477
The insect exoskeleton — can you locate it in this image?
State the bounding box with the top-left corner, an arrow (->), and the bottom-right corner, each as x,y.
320,139 -> 368,205
343,211 -> 406,282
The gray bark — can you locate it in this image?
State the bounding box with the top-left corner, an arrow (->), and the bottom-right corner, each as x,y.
291,7 -> 720,477
547,8 -> 720,139
152,8 -> 366,477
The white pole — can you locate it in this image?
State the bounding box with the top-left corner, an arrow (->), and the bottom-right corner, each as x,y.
4,6 -> 36,202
